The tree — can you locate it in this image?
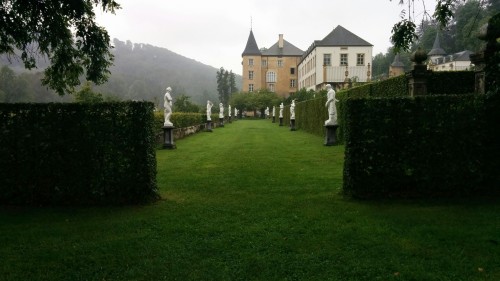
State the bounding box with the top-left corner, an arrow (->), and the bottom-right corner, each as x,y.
173,94 -> 201,113
391,0 -> 455,52
74,82 -> 104,103
216,67 -> 238,105
0,0 -> 120,95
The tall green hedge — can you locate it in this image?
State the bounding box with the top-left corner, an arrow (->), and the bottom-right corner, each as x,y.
427,71 -> 475,95
343,94 -> 499,199
0,102 -> 159,206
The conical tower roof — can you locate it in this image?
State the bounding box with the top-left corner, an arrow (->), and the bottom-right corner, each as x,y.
391,53 -> 404,67
242,30 -> 261,56
428,32 -> 446,56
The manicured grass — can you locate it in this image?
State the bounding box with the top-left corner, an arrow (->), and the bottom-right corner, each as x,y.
1,119 -> 499,280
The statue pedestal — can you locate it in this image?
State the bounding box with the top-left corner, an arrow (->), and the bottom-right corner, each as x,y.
272,116 -> 276,123
228,116 -> 232,123
290,119 -> 296,131
219,118 -> 224,127
279,117 -> 283,126
324,125 -> 339,146
206,121 -> 213,132
162,126 -> 176,149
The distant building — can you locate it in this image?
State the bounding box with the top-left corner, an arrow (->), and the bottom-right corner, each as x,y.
427,32 -> 473,71
297,25 -> 373,91
389,53 -> 405,77
242,30 -> 303,98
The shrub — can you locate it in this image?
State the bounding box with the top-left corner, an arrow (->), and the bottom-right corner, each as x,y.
343,94 -> 499,199
0,102 -> 159,206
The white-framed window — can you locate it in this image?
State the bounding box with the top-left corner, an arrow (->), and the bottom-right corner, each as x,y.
290,68 -> 295,75
290,79 -> 296,88
323,54 -> 331,66
249,71 -> 254,80
268,84 -> 275,92
277,60 -> 283,67
249,58 -> 254,66
357,54 -> 365,66
340,54 -> 348,66
249,84 -> 254,92
266,71 -> 276,82
262,60 -> 267,67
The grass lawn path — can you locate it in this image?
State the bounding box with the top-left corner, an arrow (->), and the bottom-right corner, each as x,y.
0,120 -> 498,281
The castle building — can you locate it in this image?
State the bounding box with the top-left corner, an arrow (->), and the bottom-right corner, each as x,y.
427,32 -> 473,71
242,30 -> 304,98
298,25 -> 373,91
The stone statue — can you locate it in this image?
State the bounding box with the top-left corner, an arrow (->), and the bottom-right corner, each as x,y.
219,103 -> 224,118
290,100 -> 296,120
265,107 -> 269,118
228,105 -> 232,117
272,106 -> 276,117
324,84 -> 339,126
206,100 -> 213,121
164,87 -> 173,127
279,102 -> 284,118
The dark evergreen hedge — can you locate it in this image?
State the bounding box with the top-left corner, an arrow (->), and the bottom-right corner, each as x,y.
0,102 -> 159,206
427,71 -> 475,95
343,94 -> 499,199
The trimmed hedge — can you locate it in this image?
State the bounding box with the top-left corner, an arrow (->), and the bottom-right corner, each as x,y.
0,102 -> 159,206
427,71 -> 475,95
343,94 -> 499,199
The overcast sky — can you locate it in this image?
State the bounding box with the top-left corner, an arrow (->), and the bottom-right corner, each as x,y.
96,0 -> 437,75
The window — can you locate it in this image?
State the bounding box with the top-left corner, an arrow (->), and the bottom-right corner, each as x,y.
357,54 -> 365,66
323,54 -> 331,66
249,58 -> 254,66
268,84 -> 275,92
266,71 -> 276,82
249,84 -> 254,92
340,54 -> 348,66
290,79 -> 296,88
277,60 -> 283,67
249,71 -> 254,80
290,68 -> 295,75
262,60 -> 267,67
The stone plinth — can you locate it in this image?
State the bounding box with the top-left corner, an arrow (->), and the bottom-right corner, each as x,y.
279,117 -> 283,126
290,119 -> 296,131
162,126 -> 176,149
206,121 -> 213,132
324,125 -> 339,146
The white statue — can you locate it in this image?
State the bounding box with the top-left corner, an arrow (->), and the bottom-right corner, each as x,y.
234,107 -> 237,117
206,100 -> 213,121
272,106 -> 276,117
279,102 -> 284,118
164,87 -> 173,127
265,107 -> 269,118
228,105 -> 232,117
219,103 -> 224,119
324,84 -> 339,126
290,100 -> 296,120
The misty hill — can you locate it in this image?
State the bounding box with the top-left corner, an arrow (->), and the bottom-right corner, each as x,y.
1,39 -> 242,105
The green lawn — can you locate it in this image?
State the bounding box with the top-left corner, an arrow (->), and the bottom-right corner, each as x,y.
1,119 -> 499,280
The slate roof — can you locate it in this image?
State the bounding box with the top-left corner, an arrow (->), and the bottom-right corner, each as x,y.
453,50 -> 473,61
428,32 -> 446,56
317,25 -> 373,47
391,53 -> 405,67
242,30 -> 261,56
261,39 -> 304,56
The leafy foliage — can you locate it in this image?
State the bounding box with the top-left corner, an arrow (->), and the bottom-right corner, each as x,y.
343,94 -> 499,199
216,67 -> 238,105
0,0 -> 120,95
0,102 -> 159,205
173,94 -> 201,113
391,19 -> 419,53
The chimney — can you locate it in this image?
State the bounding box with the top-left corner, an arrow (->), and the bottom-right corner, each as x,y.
279,34 -> 284,49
